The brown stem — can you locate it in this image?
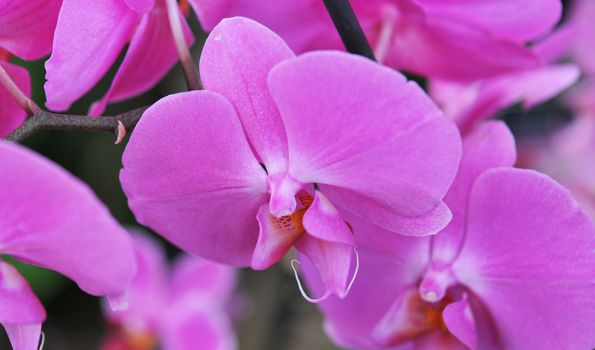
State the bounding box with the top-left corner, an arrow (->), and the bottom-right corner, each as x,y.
5,107 -> 147,143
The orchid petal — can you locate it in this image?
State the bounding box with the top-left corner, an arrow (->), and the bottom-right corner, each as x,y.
200,17 -> 294,174
0,262 -> 45,326
431,64 -> 580,131
532,24 -> 577,64
320,187 -> 453,237
104,232 -> 168,329
442,294 -> 477,349
0,141 -> 135,297
388,17 -> 540,81
0,0 -> 61,60
45,0 -> 139,111
121,91 -> 267,266
431,121 -> 516,264
0,61 -> 29,137
125,0 -> 155,13
189,0 -> 335,53
160,295 -> 237,350
251,204 -> 300,270
170,255 -> 236,302
90,2 -> 195,116
454,168 -> 595,349
303,191 -> 354,246
4,324 -> 42,350
417,0 -> 562,43
0,261 -> 44,350
268,51 -> 461,235
568,0 -> 595,75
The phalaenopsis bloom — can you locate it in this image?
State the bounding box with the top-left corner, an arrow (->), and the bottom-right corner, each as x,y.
427,0 -> 595,134
429,38 -> 580,134
0,0 -> 61,136
102,232 -> 237,350
120,17 -> 461,301
0,141 -> 135,350
190,0 -> 560,80
304,122 -> 595,349
44,0 -> 194,115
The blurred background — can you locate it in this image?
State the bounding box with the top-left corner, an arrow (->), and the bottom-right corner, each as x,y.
0,1 -> 582,349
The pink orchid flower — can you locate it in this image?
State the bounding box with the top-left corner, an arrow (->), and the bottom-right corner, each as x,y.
0,141 -> 136,350
44,0 -> 194,115
120,17 -> 461,302
189,0 -> 560,81
429,29 -> 580,134
102,232 -> 236,350
305,121 -> 595,349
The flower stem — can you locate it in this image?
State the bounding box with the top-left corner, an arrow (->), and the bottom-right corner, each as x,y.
322,0 -> 376,61
0,63 -> 40,116
5,107 -> 146,143
165,0 -> 201,90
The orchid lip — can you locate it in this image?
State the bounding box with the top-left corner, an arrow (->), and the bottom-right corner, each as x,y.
290,247 -> 360,303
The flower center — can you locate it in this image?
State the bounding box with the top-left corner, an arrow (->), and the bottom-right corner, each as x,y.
127,331 -> 158,350
271,191 -> 314,234
397,292 -> 451,343
374,291 -> 453,348
104,324 -> 158,350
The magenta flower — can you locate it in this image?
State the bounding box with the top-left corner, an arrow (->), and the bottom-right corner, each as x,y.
102,232 -> 237,350
429,64 -> 579,133
120,17 -> 461,301
305,122 -> 595,349
0,141 -> 136,350
44,0 -> 194,115
428,17 -> 585,134
189,0 -> 560,80
429,36 -> 580,133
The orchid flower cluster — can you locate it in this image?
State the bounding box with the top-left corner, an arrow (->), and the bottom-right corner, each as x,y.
1,0 -> 595,349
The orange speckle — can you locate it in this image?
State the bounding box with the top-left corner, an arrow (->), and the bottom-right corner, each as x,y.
272,191 -> 314,234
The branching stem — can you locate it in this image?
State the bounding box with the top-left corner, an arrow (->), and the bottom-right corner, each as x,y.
5,107 -> 146,143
